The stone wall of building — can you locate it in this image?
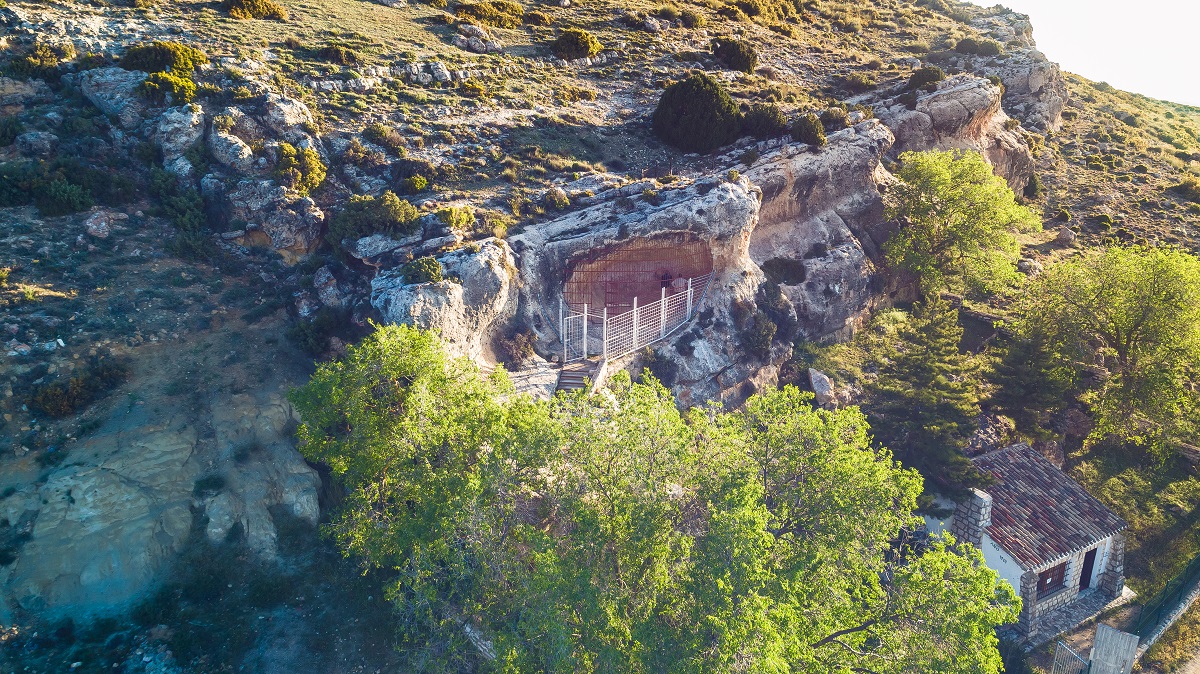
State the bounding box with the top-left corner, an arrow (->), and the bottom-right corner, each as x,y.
950,488 -> 992,548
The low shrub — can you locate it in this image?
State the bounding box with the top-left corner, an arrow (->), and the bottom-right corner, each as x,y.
317,44 -> 362,65
657,6 -> 679,20
652,72 -> 741,154
907,65 -> 946,90
401,174 -> 428,193
29,357 -> 131,418
402,256 -> 443,284
494,328 -> 536,368
820,107 -> 849,131
742,103 -> 787,139
455,0 -> 523,28
140,71 -> 197,104
342,138 -> 388,169
1172,175 -> 1200,203
711,37 -> 757,73
363,122 -> 406,155
437,205 -> 476,231
0,116 -> 21,146
120,41 -> 208,73
6,42 -> 72,79
286,307 -> 348,354
222,0 -> 289,20
680,8 -> 706,28
327,190 -> 420,246
716,4 -> 749,22
1023,173 -> 1044,200
840,71 -> 876,93
34,178 -> 92,216
149,167 -> 215,261
276,142 -> 326,196
954,36 -> 1003,56
550,28 -> 602,60
790,113 -> 826,147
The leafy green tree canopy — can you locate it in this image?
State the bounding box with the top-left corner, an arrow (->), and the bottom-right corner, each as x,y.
1009,245 -> 1200,457
290,324 -> 1019,673
885,149 -> 1040,293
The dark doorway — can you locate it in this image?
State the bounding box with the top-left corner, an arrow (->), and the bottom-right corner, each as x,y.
1080,548 -> 1098,590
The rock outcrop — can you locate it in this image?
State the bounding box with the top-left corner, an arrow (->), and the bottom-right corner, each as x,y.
968,11 -> 1068,131
371,238 -> 519,362
744,120 -> 895,341
155,104 -> 205,164
203,394 -> 321,557
223,180 -> 326,264
509,177 -> 764,406
876,74 -> 1033,192
1,419 -> 200,621
77,67 -> 147,130
208,130 -> 256,173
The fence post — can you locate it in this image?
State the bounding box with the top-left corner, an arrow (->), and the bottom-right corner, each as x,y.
632,297 -> 638,348
582,303 -> 588,360
602,307 -> 608,359
686,278 -> 693,319
559,298 -> 565,363
660,287 -> 667,338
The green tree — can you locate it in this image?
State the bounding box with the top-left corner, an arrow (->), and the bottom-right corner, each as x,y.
885,150 -> 1040,293
290,326 -> 1020,672
1010,245 -> 1200,457
866,295 -> 985,495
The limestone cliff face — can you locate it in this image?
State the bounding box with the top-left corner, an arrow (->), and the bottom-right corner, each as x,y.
744,120 -> 895,341
371,238 -> 519,363
876,75 -> 1034,193
508,177 -> 765,406
373,127 -> 908,405
0,393 -> 320,623
970,12 -> 1068,132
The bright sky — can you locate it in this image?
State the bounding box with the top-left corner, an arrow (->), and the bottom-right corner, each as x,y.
976,0 -> 1200,107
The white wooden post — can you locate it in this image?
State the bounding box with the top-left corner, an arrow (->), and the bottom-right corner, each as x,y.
582,303 -> 588,360
632,297 -> 638,348
660,287 -> 667,338
559,298 -> 565,363
686,278 -> 693,319
602,307 -> 608,359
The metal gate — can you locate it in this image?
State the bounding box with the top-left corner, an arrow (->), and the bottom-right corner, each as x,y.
1051,641 -> 1089,674
558,273 -> 712,363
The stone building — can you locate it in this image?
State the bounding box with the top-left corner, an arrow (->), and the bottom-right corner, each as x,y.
949,443 -> 1128,642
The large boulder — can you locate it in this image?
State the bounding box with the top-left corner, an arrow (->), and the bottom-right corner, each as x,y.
14,130 -> 58,156
262,93 -> 315,143
876,74 -> 1033,192
743,120 -> 895,341
208,130 -> 256,173
1,421 -> 200,621
225,180 -> 325,263
0,76 -> 52,108
203,393 -> 321,557
78,67 -> 147,130
967,11 -> 1067,131
982,49 -> 1067,132
372,238 -> 519,363
155,104 -> 205,163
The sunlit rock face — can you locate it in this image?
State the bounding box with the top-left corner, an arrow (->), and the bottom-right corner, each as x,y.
876,74 -> 1034,193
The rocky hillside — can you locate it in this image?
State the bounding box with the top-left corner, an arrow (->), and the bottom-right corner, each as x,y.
1,0 -> 1199,669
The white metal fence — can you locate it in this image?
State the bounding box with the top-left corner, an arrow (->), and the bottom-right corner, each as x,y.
559,273 -> 713,363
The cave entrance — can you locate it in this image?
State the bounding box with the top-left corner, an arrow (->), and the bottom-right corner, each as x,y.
559,235 -> 714,363
563,235 -> 714,312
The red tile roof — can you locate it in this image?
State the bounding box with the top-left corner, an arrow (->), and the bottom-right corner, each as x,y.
974,444 -> 1127,571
